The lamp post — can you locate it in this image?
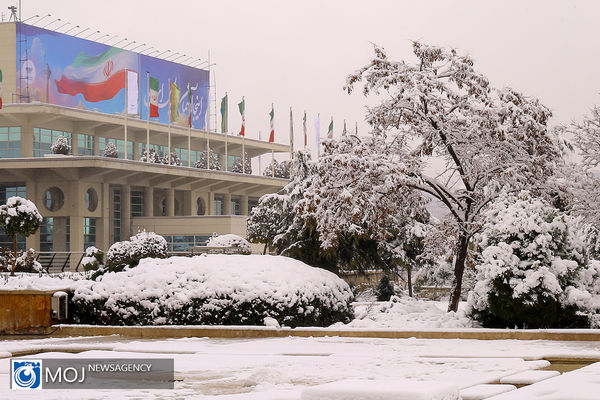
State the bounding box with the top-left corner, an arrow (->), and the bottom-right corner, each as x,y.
55,21 -> 70,31
113,38 -> 128,47
42,18 -> 61,29
156,49 -> 171,58
74,27 -> 90,37
22,14 -> 39,23
35,14 -> 51,25
64,25 -> 80,35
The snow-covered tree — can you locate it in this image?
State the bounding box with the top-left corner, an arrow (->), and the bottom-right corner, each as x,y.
50,135 -> 71,155
194,149 -> 221,170
103,142 -> 119,158
262,159 -> 291,179
206,233 -> 252,254
247,193 -> 288,254
139,149 -> 180,165
105,230 -> 168,271
0,197 -> 43,276
345,42 -> 561,311
231,153 -> 252,174
467,191 -> 600,328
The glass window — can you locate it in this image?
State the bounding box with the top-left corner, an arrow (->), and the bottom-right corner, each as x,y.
0,127 -> 21,158
34,128 -> 71,157
112,188 -> 121,243
138,143 -> 168,161
40,217 -> 54,252
214,194 -> 224,215
83,217 -> 96,249
131,189 -> 144,217
231,197 -> 241,216
100,137 -> 134,160
77,133 -> 95,156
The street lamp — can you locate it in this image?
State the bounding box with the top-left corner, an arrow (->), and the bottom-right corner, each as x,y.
64,25 -> 80,35
22,14 -> 39,23
84,30 -> 101,39
74,27 -> 90,37
42,18 -> 61,29
171,54 -> 186,63
122,40 -> 137,50
55,21 -> 70,31
113,38 -> 128,47
130,43 -> 146,52
156,49 -> 171,58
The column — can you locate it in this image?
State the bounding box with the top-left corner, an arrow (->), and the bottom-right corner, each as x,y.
208,192 -> 215,215
144,187 -> 154,217
25,181 -> 39,250
166,188 -> 175,217
241,195 -> 249,216
95,183 -> 110,251
69,181 -> 84,269
71,133 -> 79,156
121,185 -> 131,240
223,193 -> 231,216
183,190 -> 194,216
20,122 -> 34,157
93,135 -> 100,156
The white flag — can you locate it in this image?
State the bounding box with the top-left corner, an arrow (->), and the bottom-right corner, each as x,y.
314,114 -> 321,155
126,70 -> 138,115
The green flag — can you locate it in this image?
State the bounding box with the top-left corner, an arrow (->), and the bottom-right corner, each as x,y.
238,98 -> 245,136
220,94 -> 228,133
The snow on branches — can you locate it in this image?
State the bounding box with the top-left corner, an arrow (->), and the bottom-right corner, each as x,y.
345,42 -> 562,311
50,135 -> 71,155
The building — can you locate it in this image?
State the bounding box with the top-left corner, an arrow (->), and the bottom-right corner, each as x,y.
0,22 -> 289,266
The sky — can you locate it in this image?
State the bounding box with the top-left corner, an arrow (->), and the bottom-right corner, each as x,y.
6,0 -> 600,160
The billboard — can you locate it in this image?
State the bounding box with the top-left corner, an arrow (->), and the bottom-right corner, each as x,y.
15,23 -> 209,129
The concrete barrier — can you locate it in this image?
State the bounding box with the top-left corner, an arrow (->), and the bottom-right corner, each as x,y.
52,325 -> 600,341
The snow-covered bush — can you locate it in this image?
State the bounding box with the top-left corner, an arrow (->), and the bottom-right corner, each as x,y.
263,159 -> 291,179
466,191 -> 600,328
230,152 -> 252,174
206,234 -> 252,254
81,246 -> 104,271
0,248 -> 42,273
50,135 -> 71,155
376,275 -> 396,301
105,231 -> 168,271
0,196 -> 43,275
194,149 -> 221,170
71,255 -> 354,327
103,142 -> 119,158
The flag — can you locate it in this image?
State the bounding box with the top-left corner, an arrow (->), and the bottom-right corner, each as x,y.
238,98 -> 245,136
269,104 -> 275,143
170,81 -> 180,123
55,47 -> 136,102
149,76 -> 159,117
126,70 -> 138,115
289,107 -> 294,151
220,94 -> 228,133
315,114 -> 321,149
187,83 -> 192,128
343,120 -> 347,136
303,111 -> 307,147
327,118 -> 333,139
0,69 -> 3,109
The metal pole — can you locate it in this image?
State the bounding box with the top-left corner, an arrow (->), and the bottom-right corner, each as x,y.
168,79 -> 171,165
146,72 -> 150,162
188,83 -> 192,167
124,69 -> 128,159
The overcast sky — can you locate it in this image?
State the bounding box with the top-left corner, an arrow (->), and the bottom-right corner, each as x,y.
10,0 -> 600,158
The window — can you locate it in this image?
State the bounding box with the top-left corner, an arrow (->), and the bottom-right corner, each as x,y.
231,197 -> 241,216
77,133 -> 95,155
162,235 -> 212,252
40,217 -> 54,252
131,189 -> 144,217
44,187 -> 65,211
34,128 -> 72,157
0,127 -> 21,158
83,217 -> 96,249
196,197 -> 206,215
100,137 -> 134,160
213,194 -> 224,215
112,188 -> 121,243
138,143 -> 167,161
248,198 -> 259,215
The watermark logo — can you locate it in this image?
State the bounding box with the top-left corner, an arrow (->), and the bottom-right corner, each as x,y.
11,360 -> 42,390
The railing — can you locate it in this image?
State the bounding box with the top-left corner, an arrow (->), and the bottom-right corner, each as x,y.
36,251 -> 84,273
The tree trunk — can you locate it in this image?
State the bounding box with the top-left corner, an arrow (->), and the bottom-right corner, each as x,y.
263,243 -> 268,255
448,234 -> 469,312
407,265 -> 413,297
10,236 -> 17,276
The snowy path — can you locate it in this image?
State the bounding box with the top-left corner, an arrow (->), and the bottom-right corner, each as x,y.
1,335 -> 599,399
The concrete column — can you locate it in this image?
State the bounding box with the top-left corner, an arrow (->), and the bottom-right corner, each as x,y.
96,183 -> 110,251
25,181 -> 39,251
223,193 -> 231,216
121,185 -> 131,240
208,192 -> 215,215
241,195 -> 249,216
166,188 -> 175,217
53,217 -> 67,251
71,133 -> 79,156
183,190 -> 194,216
20,121 -> 34,157
144,187 -> 154,217
69,181 -> 84,269
93,135 -> 100,156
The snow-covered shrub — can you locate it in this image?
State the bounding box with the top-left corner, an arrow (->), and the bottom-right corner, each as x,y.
103,142 -> 119,158
50,135 -> 71,155
194,150 -> 221,170
466,191 -> 600,328
230,152 -> 252,174
263,159 -> 291,179
376,275 -> 396,301
71,255 -> 354,327
139,149 -> 165,164
81,246 -> 104,271
0,248 -> 42,273
206,234 -> 252,254
105,231 -> 168,271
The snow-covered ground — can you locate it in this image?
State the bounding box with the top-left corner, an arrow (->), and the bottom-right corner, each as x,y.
1,335 -> 600,399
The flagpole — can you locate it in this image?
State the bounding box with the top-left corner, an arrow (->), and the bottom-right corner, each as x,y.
303,110 -> 307,150
289,106 -> 294,160
124,69 -> 128,160
146,72 -> 150,162
242,96 -> 245,174
258,130 -> 261,175
271,149 -> 274,178
168,79 -> 171,165
188,83 -> 192,167
355,121 -> 358,135
206,85 -> 210,170
224,92 -> 228,172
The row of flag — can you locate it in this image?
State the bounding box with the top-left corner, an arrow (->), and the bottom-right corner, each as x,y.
220,94 -> 355,150
147,73 -> 193,127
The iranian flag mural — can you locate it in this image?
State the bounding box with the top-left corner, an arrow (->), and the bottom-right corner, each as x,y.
55,47 -> 136,102
16,22 -> 210,128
